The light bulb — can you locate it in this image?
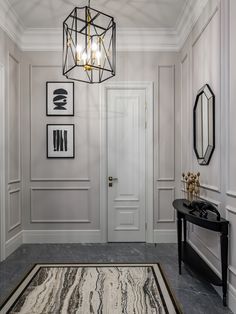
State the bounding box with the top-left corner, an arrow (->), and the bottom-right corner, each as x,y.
76,44 -> 82,53
96,51 -> 102,65
91,42 -> 98,51
82,52 -> 87,64
76,44 -> 82,62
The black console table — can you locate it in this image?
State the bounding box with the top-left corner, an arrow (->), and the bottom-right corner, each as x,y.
173,199 -> 229,306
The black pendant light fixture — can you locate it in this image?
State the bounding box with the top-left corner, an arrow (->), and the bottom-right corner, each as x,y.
63,0 -> 116,83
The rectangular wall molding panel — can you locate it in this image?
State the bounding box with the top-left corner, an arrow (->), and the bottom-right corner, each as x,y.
157,65 -> 175,182
8,54 -> 21,184
156,188 -> 175,223
8,188 -> 21,232
180,54 -> 191,174
189,227 -> 220,260
30,65 -> 90,182
30,187 -> 91,223
191,7 -> 221,193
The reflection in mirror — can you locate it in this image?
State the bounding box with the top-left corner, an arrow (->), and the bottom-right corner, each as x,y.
202,93 -> 208,155
193,84 -> 215,165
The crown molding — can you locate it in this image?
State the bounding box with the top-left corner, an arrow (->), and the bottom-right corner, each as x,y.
0,0 -> 210,52
117,28 -> 178,52
20,28 -> 179,52
21,28 -> 62,52
0,0 -> 24,47
176,0 -> 211,48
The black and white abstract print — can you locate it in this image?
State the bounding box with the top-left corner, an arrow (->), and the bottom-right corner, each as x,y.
47,124 -> 74,158
6,265 -> 176,314
53,129 -> 68,152
46,82 -> 74,116
53,88 -> 68,111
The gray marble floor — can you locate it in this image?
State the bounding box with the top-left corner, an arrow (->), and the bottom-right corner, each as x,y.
0,243 -> 233,314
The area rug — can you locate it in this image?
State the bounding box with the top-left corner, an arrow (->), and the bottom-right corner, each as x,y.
0,263 -> 182,314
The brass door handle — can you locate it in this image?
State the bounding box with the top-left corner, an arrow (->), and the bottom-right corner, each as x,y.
108,176 -> 118,181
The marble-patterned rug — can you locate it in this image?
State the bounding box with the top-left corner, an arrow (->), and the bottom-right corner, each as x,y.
0,263 -> 182,314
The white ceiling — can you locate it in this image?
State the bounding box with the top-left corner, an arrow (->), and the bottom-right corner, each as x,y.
0,0 -> 209,51
8,0 -> 188,29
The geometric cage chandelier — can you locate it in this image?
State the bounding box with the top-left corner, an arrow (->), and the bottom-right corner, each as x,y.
63,0 -> 116,84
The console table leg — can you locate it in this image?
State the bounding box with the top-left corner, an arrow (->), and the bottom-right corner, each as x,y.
183,219 -> 187,243
177,214 -> 182,275
221,233 -> 228,306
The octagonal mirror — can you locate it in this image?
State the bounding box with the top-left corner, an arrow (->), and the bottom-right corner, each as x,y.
193,84 -> 215,165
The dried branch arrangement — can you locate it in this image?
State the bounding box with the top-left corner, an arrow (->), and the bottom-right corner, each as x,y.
182,172 -> 200,201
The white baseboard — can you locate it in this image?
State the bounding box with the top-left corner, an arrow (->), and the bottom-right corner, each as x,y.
23,230 -> 102,244
153,229 -> 177,243
228,284 -> 236,314
189,239 -> 236,313
5,229 -> 177,247
5,230 -> 23,258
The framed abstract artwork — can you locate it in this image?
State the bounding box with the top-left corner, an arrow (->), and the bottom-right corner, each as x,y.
46,82 -> 74,116
47,124 -> 75,158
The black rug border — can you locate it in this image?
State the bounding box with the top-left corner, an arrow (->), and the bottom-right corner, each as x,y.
0,262 -> 183,314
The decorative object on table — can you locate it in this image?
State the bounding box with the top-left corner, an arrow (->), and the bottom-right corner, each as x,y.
47,124 -> 74,158
46,82 -> 74,116
187,200 -> 221,221
193,84 -> 215,165
182,171 -> 200,201
0,263 -> 183,314
63,0 -> 116,83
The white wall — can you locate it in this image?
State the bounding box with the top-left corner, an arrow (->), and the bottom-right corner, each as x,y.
226,0 -> 236,311
0,27 -> 23,259
180,0 -> 236,311
19,50 -> 180,243
21,53 -> 101,242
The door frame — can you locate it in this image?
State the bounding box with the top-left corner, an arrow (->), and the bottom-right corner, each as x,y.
0,64 -> 6,261
100,81 -> 154,243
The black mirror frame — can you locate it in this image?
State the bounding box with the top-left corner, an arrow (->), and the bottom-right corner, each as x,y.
193,84 -> 215,166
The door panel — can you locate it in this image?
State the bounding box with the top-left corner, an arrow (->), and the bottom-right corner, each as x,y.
107,89 -> 146,242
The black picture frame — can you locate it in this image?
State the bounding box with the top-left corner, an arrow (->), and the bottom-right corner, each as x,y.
47,124 -> 75,158
46,81 -> 74,116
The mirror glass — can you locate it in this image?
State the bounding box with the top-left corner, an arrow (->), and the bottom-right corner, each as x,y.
193,84 -> 215,165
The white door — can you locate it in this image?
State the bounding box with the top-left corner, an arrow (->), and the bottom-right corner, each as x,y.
107,88 -> 146,242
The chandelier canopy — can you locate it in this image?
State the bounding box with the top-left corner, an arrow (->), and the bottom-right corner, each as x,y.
63,0 -> 116,84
